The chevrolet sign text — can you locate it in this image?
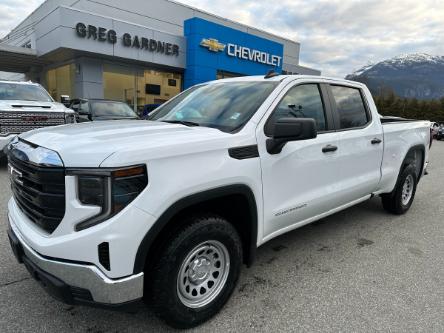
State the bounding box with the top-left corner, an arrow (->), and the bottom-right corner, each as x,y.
227,43 -> 282,67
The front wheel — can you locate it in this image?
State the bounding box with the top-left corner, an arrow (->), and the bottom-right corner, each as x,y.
148,215 -> 242,329
381,164 -> 418,215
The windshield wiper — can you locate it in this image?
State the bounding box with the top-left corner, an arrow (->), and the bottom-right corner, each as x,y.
161,120 -> 200,127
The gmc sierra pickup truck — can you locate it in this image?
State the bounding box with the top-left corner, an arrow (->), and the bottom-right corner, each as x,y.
7,75 -> 430,328
0,81 -> 75,159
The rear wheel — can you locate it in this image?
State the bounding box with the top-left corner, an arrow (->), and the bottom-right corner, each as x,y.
148,214 -> 242,329
381,164 -> 417,215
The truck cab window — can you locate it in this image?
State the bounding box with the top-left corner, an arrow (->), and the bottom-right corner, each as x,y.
330,86 -> 369,129
265,84 -> 326,135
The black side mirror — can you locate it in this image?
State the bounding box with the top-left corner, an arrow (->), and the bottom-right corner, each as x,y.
60,95 -> 70,107
266,117 -> 317,154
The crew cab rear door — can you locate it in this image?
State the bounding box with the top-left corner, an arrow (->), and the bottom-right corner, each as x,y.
325,83 -> 383,204
257,80 -> 342,240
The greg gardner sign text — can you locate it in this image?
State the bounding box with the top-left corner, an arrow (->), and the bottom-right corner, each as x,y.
75,23 -> 180,56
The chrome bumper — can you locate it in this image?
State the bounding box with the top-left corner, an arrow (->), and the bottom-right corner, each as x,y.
9,219 -> 144,305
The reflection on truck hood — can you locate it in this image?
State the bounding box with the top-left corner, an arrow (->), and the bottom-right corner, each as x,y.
0,100 -> 71,112
19,120 -> 234,167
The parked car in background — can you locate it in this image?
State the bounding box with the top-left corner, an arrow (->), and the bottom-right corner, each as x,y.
431,122 -> 439,139
7,75 -> 431,328
437,124 -> 444,140
142,103 -> 161,118
69,99 -> 139,122
0,81 -> 75,159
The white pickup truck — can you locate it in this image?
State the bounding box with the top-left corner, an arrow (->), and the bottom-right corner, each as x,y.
7,75 -> 430,328
0,80 -> 75,158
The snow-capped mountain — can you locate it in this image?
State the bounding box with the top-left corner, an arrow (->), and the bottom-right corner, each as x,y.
346,53 -> 444,100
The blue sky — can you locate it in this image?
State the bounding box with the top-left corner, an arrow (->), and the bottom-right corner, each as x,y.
1,0 -> 444,77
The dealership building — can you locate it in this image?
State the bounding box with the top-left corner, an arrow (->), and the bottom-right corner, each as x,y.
0,0 -> 320,111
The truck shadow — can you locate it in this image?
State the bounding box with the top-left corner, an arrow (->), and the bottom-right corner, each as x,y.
234,198 -> 388,294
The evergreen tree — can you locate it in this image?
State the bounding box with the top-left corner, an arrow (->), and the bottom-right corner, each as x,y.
370,92 -> 444,121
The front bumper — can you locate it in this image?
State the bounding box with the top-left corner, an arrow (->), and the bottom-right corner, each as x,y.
8,220 -> 144,308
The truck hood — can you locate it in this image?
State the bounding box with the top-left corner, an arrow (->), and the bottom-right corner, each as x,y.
0,100 -> 70,113
20,120 -> 234,167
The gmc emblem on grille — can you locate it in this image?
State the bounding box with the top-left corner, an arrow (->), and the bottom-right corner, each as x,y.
8,164 -> 23,186
21,116 -> 48,122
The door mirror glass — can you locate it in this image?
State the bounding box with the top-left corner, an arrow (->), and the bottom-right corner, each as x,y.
267,117 -> 317,154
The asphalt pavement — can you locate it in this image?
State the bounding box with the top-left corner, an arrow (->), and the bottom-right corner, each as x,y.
1,142 -> 443,332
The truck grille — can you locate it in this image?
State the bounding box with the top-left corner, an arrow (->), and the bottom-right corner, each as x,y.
0,112 -> 66,135
9,155 -> 65,233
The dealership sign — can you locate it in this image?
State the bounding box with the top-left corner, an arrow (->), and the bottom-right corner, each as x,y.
200,38 -> 282,67
75,23 -> 179,56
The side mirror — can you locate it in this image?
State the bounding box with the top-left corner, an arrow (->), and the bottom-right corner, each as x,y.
60,95 -> 70,107
266,117 -> 317,154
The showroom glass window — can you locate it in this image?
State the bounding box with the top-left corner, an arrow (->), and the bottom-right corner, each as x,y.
45,64 -> 75,103
216,70 -> 243,80
136,70 -> 182,115
266,84 -> 327,135
330,85 -> 369,129
103,64 -> 136,110
103,63 -> 182,115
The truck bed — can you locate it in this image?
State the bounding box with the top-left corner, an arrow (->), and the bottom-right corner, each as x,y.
378,119 -> 431,194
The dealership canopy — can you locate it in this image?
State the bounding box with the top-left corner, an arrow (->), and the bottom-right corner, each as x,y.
0,44 -> 48,73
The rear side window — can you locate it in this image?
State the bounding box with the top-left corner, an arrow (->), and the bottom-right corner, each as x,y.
265,84 -> 326,135
330,86 -> 369,129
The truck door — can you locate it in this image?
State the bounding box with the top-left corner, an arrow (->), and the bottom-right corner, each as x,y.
257,82 -> 343,239
326,84 -> 383,205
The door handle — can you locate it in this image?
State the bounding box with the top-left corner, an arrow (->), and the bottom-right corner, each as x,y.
371,138 -> 382,144
322,144 -> 338,153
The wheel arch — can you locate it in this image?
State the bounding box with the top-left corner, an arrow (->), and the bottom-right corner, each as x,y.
401,144 -> 425,182
133,184 -> 258,274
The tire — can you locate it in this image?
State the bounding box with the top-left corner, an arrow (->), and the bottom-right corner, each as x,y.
381,164 -> 418,215
148,214 -> 243,329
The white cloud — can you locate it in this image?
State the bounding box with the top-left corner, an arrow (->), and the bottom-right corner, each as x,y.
0,0 -> 45,39
175,0 -> 444,76
2,0 -> 444,77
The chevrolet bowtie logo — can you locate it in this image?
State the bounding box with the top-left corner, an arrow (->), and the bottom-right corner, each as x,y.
200,38 -> 226,52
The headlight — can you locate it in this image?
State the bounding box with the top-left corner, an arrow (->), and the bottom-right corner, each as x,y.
64,113 -> 76,124
69,165 -> 148,231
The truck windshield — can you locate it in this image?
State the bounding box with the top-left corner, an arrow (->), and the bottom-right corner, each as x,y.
90,101 -> 138,119
0,83 -> 53,102
149,82 -> 278,132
